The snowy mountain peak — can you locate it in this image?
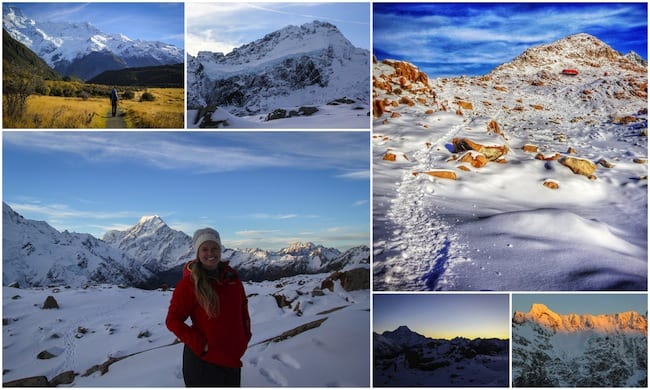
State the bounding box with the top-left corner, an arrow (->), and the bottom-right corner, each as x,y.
136,215 -> 165,227
3,5 -> 183,80
514,303 -> 648,335
187,19 -> 369,114
491,32 -> 645,77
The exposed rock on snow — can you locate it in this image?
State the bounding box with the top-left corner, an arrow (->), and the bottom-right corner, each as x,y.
559,156 -> 597,179
187,20 -> 369,121
373,32 -> 647,291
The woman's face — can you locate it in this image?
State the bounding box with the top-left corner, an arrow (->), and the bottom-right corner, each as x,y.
198,240 -> 221,270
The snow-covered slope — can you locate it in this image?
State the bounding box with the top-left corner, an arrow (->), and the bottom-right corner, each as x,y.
373,33 -> 647,291
3,5 -> 183,80
512,303 -> 648,387
2,203 -> 151,288
187,20 -> 369,121
373,326 -> 508,387
2,270 -> 370,386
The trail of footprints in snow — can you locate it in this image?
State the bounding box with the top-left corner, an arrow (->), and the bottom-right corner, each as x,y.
381,123 -> 469,290
249,349 -> 302,386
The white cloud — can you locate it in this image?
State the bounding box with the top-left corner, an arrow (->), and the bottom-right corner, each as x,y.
3,132 -> 368,176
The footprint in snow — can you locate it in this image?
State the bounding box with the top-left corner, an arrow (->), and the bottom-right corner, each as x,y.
272,353 -> 301,369
259,367 -> 288,386
249,356 -> 260,367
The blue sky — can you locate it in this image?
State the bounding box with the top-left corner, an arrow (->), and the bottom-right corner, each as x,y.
374,2 -> 648,78
374,294 -> 509,339
187,2 -> 369,56
3,132 -> 369,251
513,294 -> 647,316
5,2 -> 184,49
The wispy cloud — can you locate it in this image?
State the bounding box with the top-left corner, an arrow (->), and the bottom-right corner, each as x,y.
374,3 -> 647,77
186,2 -> 369,55
9,202 -> 143,221
3,132 -> 368,176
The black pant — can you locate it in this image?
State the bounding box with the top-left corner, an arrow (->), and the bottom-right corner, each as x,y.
183,345 -> 241,387
111,100 -> 117,116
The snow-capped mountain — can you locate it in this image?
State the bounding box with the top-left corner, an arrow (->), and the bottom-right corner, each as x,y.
376,325 -> 430,350
373,326 -> 508,386
492,33 -> 645,77
103,216 -> 193,274
3,203 -> 368,288
513,302 -> 648,334
187,20 -> 369,115
3,5 -> 183,80
224,242 -> 368,282
512,304 -> 648,387
373,32 -> 647,291
2,203 -> 151,288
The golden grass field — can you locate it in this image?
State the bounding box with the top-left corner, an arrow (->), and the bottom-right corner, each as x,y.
3,88 -> 184,128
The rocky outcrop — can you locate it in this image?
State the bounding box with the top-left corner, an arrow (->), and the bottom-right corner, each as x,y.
559,157 -> 597,179
452,138 -> 508,161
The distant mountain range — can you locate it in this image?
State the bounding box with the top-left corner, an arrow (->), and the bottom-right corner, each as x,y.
187,20 -> 369,115
374,325 -> 509,387
3,5 -> 183,81
513,303 -> 647,387
2,202 -> 369,288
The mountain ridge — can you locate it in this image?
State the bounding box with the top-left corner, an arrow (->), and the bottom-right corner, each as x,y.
187,20 -> 369,114
3,5 -> 183,80
3,202 -> 369,288
513,303 -> 648,335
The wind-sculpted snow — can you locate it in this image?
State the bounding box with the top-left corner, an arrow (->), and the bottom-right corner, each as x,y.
374,326 -> 508,387
373,33 -> 647,291
513,304 -> 648,387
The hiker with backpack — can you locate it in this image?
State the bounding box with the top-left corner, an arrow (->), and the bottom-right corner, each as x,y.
166,228 -> 252,387
110,87 -> 118,117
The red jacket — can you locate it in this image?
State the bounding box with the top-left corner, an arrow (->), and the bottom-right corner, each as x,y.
166,260 -> 252,368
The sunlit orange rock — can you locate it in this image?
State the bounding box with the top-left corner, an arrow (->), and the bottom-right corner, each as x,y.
522,144 -> 538,153
559,157 -> 597,179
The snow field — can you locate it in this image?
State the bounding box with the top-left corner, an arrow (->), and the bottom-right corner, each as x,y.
2,270 -> 370,387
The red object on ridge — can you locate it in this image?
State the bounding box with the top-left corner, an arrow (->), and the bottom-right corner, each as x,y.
561,69 -> 579,75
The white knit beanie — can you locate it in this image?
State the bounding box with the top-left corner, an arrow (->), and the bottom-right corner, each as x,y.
192,227 -> 222,254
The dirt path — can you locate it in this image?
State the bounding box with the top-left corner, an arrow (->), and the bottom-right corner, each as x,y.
105,108 -> 127,128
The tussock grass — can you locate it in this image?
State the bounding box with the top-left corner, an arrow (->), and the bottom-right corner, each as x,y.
118,88 -> 184,128
3,95 -> 106,128
3,87 -> 184,128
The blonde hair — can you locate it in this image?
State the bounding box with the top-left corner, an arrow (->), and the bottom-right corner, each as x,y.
190,261 -> 220,318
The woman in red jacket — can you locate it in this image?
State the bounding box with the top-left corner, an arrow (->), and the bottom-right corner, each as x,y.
166,228 -> 252,387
